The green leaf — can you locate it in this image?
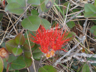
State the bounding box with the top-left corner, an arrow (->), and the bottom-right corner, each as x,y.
94,0 -> 96,7
40,19 -> 51,29
66,32 -> 75,39
14,70 -> 19,72
84,4 -> 96,17
40,0 -> 54,12
21,15 -> 41,31
24,57 -> 32,67
0,57 -> 3,72
7,0 -> 16,4
8,54 -> 17,63
67,21 -> 75,29
6,39 -> 18,53
12,48 -> 23,56
84,11 -> 96,17
33,48 -> 43,60
11,56 -> 26,70
7,0 -> 26,7
23,44 -> 30,51
82,63 -> 90,72
54,3 -> 64,16
84,4 -> 96,12
24,51 -> 31,58
31,9 -> 39,15
90,26 -> 96,38
0,13 -> 3,21
11,56 -> 32,70
14,33 -> 25,45
38,65 -> 57,72
5,2 -> 25,15
4,58 -> 14,71
27,0 -> 40,6
40,0 -> 46,12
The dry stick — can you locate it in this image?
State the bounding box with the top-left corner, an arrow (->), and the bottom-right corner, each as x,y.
83,18 -> 88,34
52,6 -> 63,24
26,31 -> 36,72
76,27 -> 96,42
73,56 -> 96,63
66,9 -> 84,23
63,3 -> 70,31
0,21 -> 10,45
53,43 -> 80,66
6,12 -> 18,34
71,18 -> 96,21
61,47 -> 82,63
69,5 -> 79,11
7,4 -> 31,36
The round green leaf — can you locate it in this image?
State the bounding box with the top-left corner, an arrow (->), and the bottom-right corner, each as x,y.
67,21 -> 75,29
82,63 -> 90,72
24,51 -> 31,58
40,19 -> 51,29
90,26 -> 96,38
12,48 -> 23,56
8,54 -> 17,63
24,57 -> 32,67
5,2 -> 24,15
10,56 -> 32,70
14,33 -> 25,45
21,15 -> 41,31
11,56 -> 26,70
0,57 -> 3,72
33,48 -> 43,60
84,11 -> 96,17
84,4 -> 96,13
23,44 -> 30,51
38,65 -> 57,72
27,0 -> 40,6
6,39 -> 18,53
7,0 -> 16,4
7,0 -> 26,7
84,4 -> 96,17
40,0 -> 54,12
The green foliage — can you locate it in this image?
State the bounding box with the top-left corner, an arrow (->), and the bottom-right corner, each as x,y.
10,56 -> 32,70
6,33 -> 25,53
21,15 -> 51,31
0,13 -> 3,21
87,57 -> 96,66
12,48 -> 23,56
27,0 -> 40,6
5,0 -> 26,15
32,44 -> 43,60
5,33 -> 33,71
4,55 -> 32,70
82,63 -> 90,72
38,65 -> 57,72
31,9 -> 39,15
40,0 -> 54,12
90,25 -> 96,39
94,0 -> 96,7
0,57 -> 3,72
21,15 -> 41,31
40,19 -> 51,29
5,2 -> 25,15
14,33 -> 25,45
6,39 -> 18,53
84,4 -> 96,17
67,21 -> 75,29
